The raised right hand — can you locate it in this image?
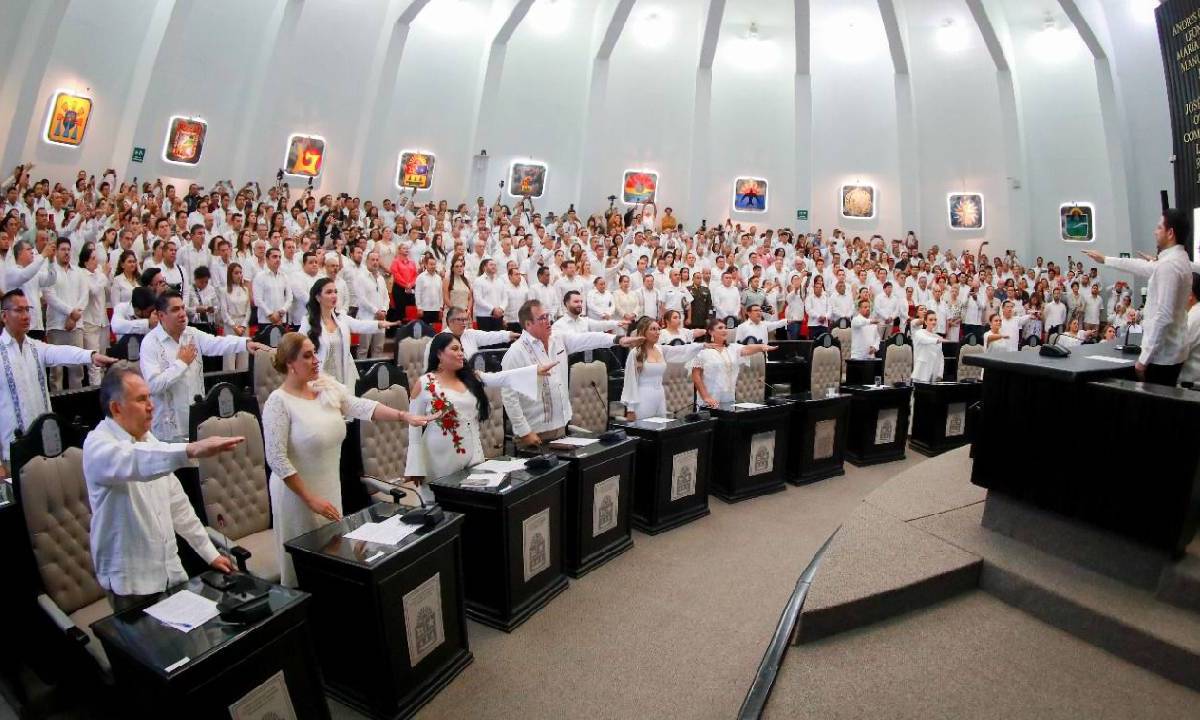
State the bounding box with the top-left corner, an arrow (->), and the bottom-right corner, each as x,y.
186,435 -> 245,459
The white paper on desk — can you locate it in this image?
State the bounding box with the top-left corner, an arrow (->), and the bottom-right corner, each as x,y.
343,515 -> 420,546
549,436 -> 600,448
474,458 -> 528,473
462,472 -> 506,488
143,590 -> 219,632
642,417 -> 675,424
734,402 -> 766,409
1084,355 -> 1133,364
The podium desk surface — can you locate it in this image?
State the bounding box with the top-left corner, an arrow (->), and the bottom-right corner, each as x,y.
91,574 -> 307,681
284,503 -> 464,569
707,399 -> 795,416
431,456 -> 568,500
1092,378 -> 1200,404
619,415 -> 717,436
539,430 -> 639,461
961,341 -> 1136,382
841,384 -> 913,395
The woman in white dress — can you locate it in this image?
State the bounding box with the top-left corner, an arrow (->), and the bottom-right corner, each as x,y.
263,332 -> 435,587
220,262 -> 251,371
622,316 -> 705,420
299,277 -> 399,389
690,318 -> 775,408
911,309 -> 947,382
658,310 -> 707,345
984,313 -> 1008,352
404,332 -> 552,499
110,250 -> 140,307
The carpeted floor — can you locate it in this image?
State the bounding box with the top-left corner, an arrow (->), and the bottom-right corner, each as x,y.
331,453 -> 927,720
765,592 -> 1200,720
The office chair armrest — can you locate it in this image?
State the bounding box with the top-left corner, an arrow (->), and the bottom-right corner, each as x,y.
36,593 -> 89,645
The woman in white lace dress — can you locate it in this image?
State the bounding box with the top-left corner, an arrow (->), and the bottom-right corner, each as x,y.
404,332 -> 552,501
263,332 -> 434,587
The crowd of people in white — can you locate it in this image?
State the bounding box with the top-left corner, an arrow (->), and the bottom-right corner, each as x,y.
4,160 -> 1199,596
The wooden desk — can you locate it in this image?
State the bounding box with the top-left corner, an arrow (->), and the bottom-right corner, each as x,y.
707,401 -> 793,502
429,457 -> 569,631
782,392 -> 851,484
285,504 -> 472,719
908,381 -> 982,457
91,575 -> 328,720
620,415 -> 716,534
842,384 -> 913,466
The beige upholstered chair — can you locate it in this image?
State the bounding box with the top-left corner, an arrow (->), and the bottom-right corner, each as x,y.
569,360 -> 609,433
191,384 -> 277,583
480,387 -> 506,458
831,328 -> 852,377
810,345 -> 842,398
16,416 -> 111,675
251,346 -> 281,410
957,344 -> 985,381
663,362 -> 694,418
359,383 -> 414,505
882,343 -> 913,385
397,337 -> 431,393
735,353 -> 766,403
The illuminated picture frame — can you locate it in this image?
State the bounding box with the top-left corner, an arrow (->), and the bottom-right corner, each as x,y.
622,170 -> 658,204
162,116 -> 207,166
1060,202 -> 1095,242
283,133 -> 326,178
43,90 -> 93,148
508,161 -> 547,198
732,177 -> 769,213
840,184 -> 876,219
397,150 -> 436,191
948,193 -> 985,230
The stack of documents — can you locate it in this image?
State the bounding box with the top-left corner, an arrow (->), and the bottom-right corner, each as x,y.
641,417 -> 675,424
343,514 -> 421,546
733,402 -> 766,409
474,458 -> 530,474
461,472 -> 507,488
548,436 -> 600,450
144,590 -> 220,632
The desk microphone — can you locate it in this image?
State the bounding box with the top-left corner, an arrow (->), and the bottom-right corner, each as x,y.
203,514 -> 244,593
589,381 -> 610,431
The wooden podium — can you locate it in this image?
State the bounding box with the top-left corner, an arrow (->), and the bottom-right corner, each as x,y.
845,357 -> 884,387
537,432 -> 638,578
708,400 -> 793,502
429,457 -> 569,631
285,504 -> 472,719
620,415 -> 717,534
783,391 -> 851,484
91,575 -> 328,720
842,384 -> 913,466
908,380 -> 982,457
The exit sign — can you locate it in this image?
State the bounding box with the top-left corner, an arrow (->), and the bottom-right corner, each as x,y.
131,147 -> 145,163
796,209 -> 808,220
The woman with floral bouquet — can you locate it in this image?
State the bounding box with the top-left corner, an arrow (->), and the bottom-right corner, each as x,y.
404,332 -> 556,503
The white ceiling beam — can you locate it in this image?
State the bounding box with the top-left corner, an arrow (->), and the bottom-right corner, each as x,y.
964,0 -> 1009,72
698,0 -> 726,70
1057,0 -> 1107,61
876,0 -> 909,74
795,0 -> 810,75
596,0 -> 636,60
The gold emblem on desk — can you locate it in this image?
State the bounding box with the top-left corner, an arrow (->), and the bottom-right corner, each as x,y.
945,402 -> 967,438
671,449 -> 698,501
749,431 -> 776,476
875,409 -> 898,445
593,476 -> 620,537
403,573 -> 445,667
523,509 -> 551,582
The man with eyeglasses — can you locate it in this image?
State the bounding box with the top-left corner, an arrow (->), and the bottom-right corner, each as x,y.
501,299 -> 643,448
422,305 -> 517,369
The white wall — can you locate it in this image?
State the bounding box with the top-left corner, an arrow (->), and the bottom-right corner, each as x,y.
0,0 -> 1176,266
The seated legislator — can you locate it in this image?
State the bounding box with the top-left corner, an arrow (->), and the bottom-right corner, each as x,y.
405,332 -> 553,498
84,366 -> 243,612
911,309 -> 948,382
501,299 -> 643,448
621,316 -> 705,420
0,289 -> 116,475
689,317 -> 774,408
262,332 -> 434,587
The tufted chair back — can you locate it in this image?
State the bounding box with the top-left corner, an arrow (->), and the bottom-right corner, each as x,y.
735,353 -> 766,403
832,327 -> 852,375
251,347 -> 281,410
20,447 -> 102,616
810,346 -> 842,398
957,344 -> 984,381
360,385 -> 410,483
480,387 -> 505,458
569,361 -> 609,433
663,362 -> 693,417
398,337 -> 431,392
196,411 -> 269,541
883,344 -> 913,385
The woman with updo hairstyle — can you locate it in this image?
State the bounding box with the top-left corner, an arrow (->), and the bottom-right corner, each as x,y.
658,309 -> 706,345
688,316 -> 775,409
404,332 -> 555,500
620,316 -> 706,420
262,332 -> 434,587
299,276 -> 397,389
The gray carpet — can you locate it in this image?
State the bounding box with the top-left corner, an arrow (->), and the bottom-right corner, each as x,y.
332,453 -> 927,719
766,592 -> 1200,720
